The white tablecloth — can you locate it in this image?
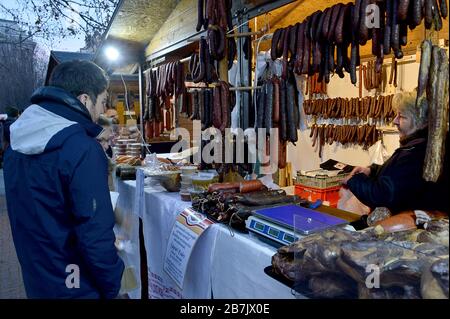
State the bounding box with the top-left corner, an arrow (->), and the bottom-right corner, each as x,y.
114,179 -> 142,299
116,179 -> 296,299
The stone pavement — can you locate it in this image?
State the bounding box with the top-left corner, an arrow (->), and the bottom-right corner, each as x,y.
0,170 -> 27,299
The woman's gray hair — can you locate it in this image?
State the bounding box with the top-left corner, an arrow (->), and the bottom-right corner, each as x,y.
392,90 -> 428,129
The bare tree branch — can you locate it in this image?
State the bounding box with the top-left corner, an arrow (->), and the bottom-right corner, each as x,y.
0,0 -> 118,48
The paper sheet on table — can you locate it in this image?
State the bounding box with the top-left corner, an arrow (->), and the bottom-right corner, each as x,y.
157,147 -> 199,161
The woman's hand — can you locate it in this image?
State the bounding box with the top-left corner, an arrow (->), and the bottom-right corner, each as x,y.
342,166 -> 371,185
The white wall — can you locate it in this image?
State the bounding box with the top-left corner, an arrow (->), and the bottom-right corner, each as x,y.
287,58 -> 421,174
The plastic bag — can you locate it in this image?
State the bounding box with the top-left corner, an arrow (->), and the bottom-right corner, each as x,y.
337,187 -> 370,216
368,140 -> 389,165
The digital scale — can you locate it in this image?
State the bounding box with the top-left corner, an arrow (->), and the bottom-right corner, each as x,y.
245,204 -> 348,246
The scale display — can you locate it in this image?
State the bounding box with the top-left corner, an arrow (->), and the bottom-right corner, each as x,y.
246,217 -> 301,246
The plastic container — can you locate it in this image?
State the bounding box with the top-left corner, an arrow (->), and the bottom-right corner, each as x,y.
191,173 -> 215,191
296,170 -> 348,189
181,166 -> 198,175
180,192 -> 191,202
295,184 -> 341,207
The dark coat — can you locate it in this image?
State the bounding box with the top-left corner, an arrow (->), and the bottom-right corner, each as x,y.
347,128 -> 449,214
3,86 -> 124,298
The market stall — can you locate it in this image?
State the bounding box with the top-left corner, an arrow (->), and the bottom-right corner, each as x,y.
99,0 -> 449,299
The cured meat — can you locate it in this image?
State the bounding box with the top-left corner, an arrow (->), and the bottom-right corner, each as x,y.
399,22 -> 408,46
208,182 -> 240,193
337,240 -> 448,288
335,3 -> 350,45
212,85 -> 222,128
374,211 -> 417,233
308,275 -> 357,298
271,28 -> 283,61
219,81 -> 230,132
273,228 -> 372,282
256,81 -> 266,129
417,218 -> 449,247
202,89 -> 211,130
412,0 -> 424,27
358,283 -> 421,299
439,0 -> 448,18
235,189 -> 300,206
301,19 -> 312,75
423,47 -> 449,182
384,0 -> 393,54
272,77 -> 280,125
416,40 -> 432,117
398,0 -> 411,20
281,25 -> 291,78
421,257 -> 449,299
425,0 -> 434,28
321,7 -> 333,40
278,140 -> 287,169
359,0 -> 370,45
272,250 -> 303,282
279,80 -> 287,141
323,43 -> 331,83
391,0 -> 401,57
312,42 -> 322,74
433,0 -> 443,31
286,80 -> 298,143
264,81 -> 274,131
430,258 -> 449,297
239,179 -> 264,193
367,207 -> 392,226
294,22 -> 305,74
315,8 -> 328,41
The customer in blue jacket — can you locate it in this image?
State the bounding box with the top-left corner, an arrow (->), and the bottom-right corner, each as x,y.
3,60 -> 124,298
342,91 -> 449,214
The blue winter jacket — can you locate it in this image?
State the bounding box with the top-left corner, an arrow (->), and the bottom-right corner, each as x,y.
3,86 -> 124,299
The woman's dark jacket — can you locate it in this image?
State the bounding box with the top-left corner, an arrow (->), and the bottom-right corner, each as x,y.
347,128 -> 449,214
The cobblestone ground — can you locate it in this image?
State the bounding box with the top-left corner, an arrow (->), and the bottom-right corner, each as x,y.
0,171 -> 27,299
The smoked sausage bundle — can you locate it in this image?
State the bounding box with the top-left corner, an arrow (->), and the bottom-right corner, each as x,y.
310,124 -> 381,155
303,94 -> 395,122
271,0 -> 447,87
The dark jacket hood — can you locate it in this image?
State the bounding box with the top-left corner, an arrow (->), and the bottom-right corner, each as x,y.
30,86 -> 92,121
10,86 -> 103,155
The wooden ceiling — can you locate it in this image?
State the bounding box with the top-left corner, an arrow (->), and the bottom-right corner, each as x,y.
107,0 -> 180,45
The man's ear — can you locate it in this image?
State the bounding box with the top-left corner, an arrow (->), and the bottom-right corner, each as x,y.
77,93 -> 89,107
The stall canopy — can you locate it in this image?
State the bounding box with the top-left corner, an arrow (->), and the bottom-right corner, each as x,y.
94,0 -> 181,73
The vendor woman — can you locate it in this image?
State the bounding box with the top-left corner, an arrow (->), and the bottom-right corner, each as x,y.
342,90 -> 449,214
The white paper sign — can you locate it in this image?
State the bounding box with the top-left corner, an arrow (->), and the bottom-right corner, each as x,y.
164,208 -> 213,288
134,168 -> 145,218
334,162 -> 346,170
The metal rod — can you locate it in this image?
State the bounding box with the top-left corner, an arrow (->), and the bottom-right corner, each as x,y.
355,53 -> 417,72
226,31 -> 263,38
230,86 -> 261,91
188,30 -> 263,43
179,56 -> 191,64
138,64 -> 145,156
187,85 -> 262,92
146,56 -> 191,72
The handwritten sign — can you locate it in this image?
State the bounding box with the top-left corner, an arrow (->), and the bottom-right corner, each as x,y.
164,208 -> 214,288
